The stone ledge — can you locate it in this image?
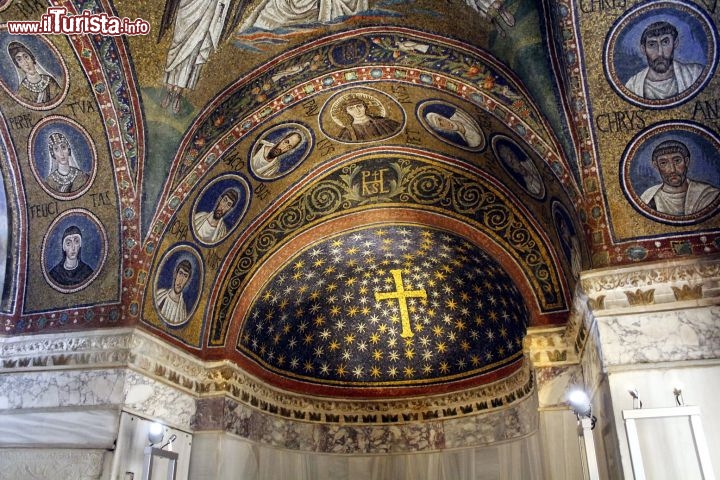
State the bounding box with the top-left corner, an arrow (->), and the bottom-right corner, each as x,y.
581,254 -> 720,314
1,327 -> 535,427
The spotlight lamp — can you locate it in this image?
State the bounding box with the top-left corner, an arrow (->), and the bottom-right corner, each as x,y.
148,422 -> 164,445
673,387 -> 684,406
568,389 -> 600,480
628,388 -> 643,409
568,389 -> 597,429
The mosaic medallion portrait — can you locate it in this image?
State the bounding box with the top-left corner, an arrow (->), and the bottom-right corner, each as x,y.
28,116 -> 97,200
621,121 -> 720,225
0,29 -> 68,110
604,0 -> 717,108
41,209 -> 107,293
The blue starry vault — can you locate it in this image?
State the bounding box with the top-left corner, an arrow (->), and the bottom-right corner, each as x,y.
238,225 -> 529,388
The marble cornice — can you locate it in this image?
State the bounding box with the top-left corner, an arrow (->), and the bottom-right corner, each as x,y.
580,254 -> 720,314
1,328 -> 534,426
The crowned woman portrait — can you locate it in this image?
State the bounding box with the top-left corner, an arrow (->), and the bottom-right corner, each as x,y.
43,132 -> 90,195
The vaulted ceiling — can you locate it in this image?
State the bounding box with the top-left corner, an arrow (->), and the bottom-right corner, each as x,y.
0,0 -> 717,404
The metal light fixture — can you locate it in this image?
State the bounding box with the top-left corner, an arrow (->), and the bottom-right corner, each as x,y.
673,387 -> 684,406
628,388 -> 642,409
568,389 -> 600,480
568,389 -> 596,428
148,422 -> 164,445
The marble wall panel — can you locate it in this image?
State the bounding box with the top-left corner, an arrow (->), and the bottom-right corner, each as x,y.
597,306 -> 720,367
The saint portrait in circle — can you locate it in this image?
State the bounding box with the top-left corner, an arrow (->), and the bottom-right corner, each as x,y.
604,1 -> 716,108
417,100 -> 485,151
621,121 -> 720,225
41,209 -> 107,293
153,245 -> 203,327
492,135 -> 545,200
191,174 -> 250,245
0,30 -> 68,110
321,87 -> 404,143
248,123 -> 313,181
28,116 -> 97,200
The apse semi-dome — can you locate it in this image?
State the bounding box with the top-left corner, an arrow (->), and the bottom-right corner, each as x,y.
237,224 -> 529,395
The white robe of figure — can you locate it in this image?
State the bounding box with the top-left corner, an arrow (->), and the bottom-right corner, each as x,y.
165,0 -> 229,90
624,60 -> 703,100
641,179 -> 720,215
240,0 -> 368,31
251,140 -> 281,177
193,210 -> 229,243
155,288 -> 189,325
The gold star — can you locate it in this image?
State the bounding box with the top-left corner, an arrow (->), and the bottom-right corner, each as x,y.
460,340 -> 470,351
336,364 -> 347,377
370,366 -> 382,378
432,325 -> 444,337
329,340 -> 340,351
422,364 -> 433,375
314,315 -> 325,326
470,355 -> 481,366
446,299 -> 458,310
436,342 -> 447,353
310,290 -> 321,300
372,349 -> 383,361
313,258 -> 325,267
294,260 -> 304,270
303,334 -> 314,344
403,366 -> 415,378
324,266 -> 336,275
439,362 -> 450,373
347,306 -> 359,317
370,333 -> 381,344
330,305 -> 341,316
327,283 -> 338,292
344,333 -> 355,344
404,348 -> 415,359
455,319 -> 466,330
